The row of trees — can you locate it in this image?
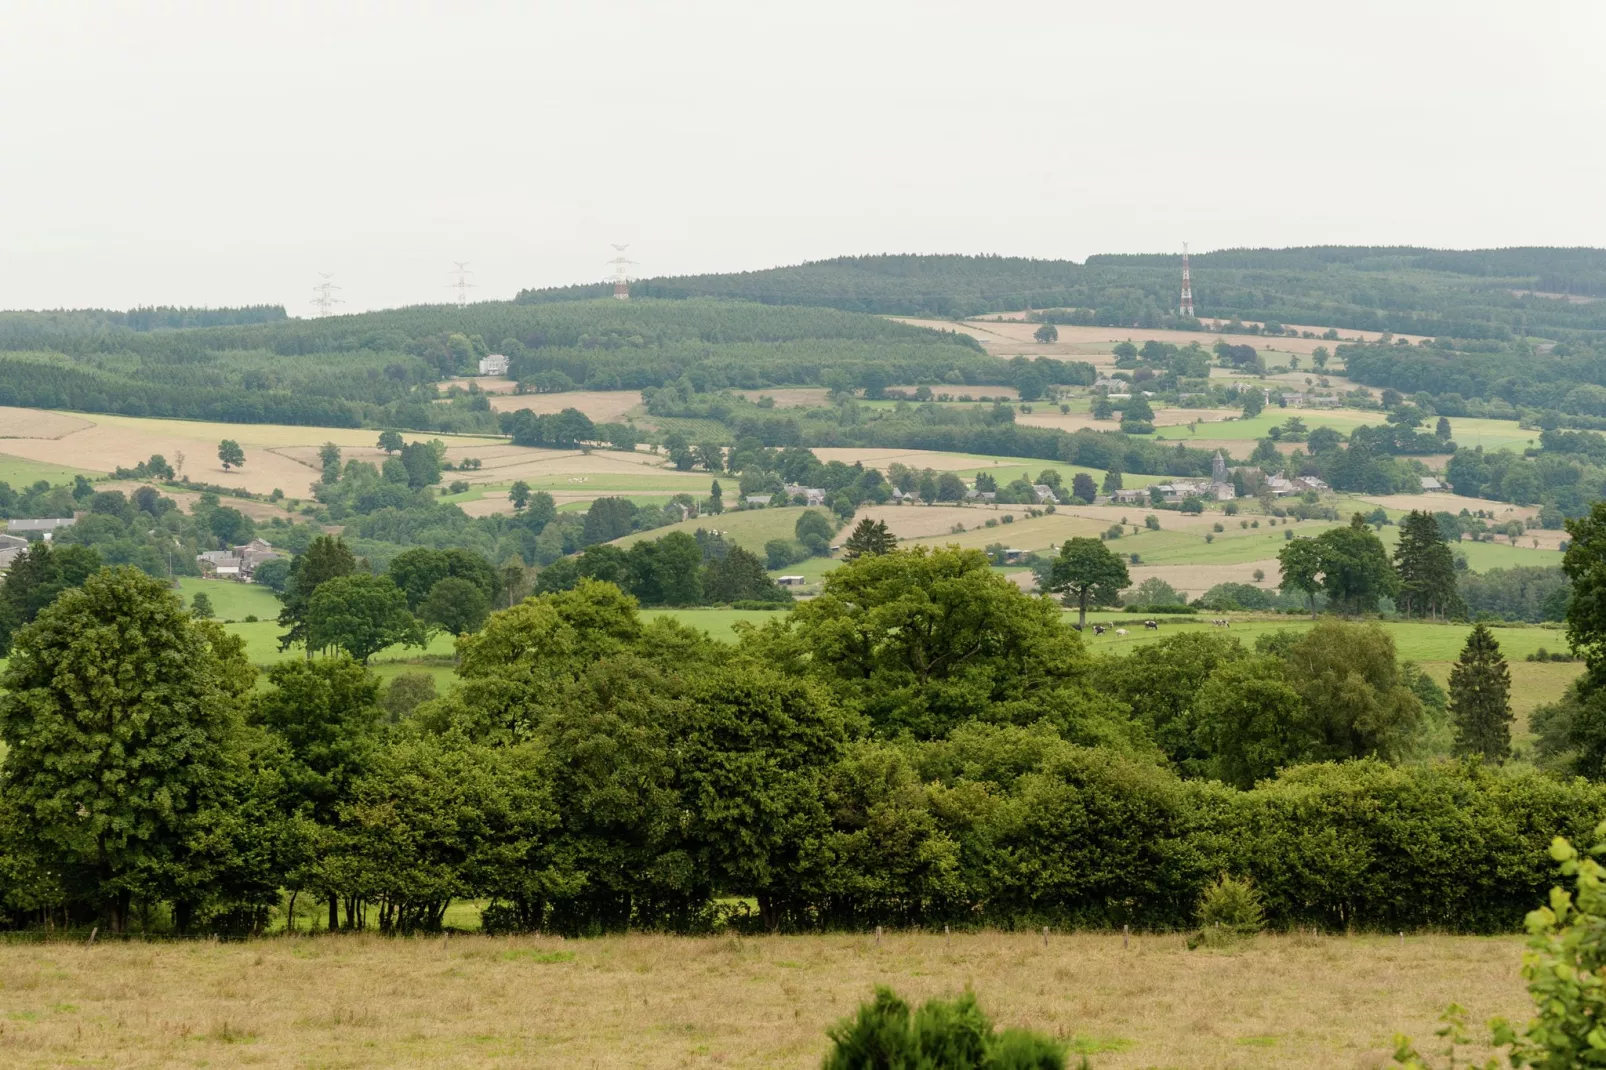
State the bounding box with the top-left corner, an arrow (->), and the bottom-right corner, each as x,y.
0,555 -> 1590,937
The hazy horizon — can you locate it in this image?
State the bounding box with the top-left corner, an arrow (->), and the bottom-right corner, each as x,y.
4,0 -> 1603,316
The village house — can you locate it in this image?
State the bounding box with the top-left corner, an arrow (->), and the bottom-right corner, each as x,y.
478,353 -> 510,376
784,483 -> 827,506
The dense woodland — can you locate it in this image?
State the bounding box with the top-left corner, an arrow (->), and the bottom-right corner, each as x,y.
515,248 -> 1606,339
0,299 -> 998,430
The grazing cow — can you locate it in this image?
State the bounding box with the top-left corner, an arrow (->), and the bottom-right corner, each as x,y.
1092,624 -> 1106,636
1115,628 -> 1129,636
1144,619 -> 1160,630
1071,623 -> 1083,632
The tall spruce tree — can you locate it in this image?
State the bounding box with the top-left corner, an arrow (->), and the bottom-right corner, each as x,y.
1394,509 -> 1464,619
1450,622 -> 1513,760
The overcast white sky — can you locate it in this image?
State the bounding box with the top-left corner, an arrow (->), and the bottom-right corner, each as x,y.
2,0 -> 1603,315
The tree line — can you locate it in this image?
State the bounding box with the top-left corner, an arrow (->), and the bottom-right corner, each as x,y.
1,533 -> 1598,937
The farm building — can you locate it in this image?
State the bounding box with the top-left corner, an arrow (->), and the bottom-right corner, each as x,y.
784,483 -> 827,506
4,517 -> 77,541
197,538 -> 286,582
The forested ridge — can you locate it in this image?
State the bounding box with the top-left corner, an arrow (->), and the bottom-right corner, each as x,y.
0,299 -> 989,431
516,248 -> 1606,339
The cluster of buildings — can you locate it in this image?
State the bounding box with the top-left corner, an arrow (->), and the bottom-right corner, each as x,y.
196,538 -> 285,582
1109,452 -> 1329,505
0,517 -> 77,570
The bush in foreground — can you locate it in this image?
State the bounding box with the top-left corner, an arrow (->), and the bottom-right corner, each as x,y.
823,987 -> 1071,1070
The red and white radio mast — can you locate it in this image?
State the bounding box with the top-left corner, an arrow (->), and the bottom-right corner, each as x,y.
1179,242 -> 1195,318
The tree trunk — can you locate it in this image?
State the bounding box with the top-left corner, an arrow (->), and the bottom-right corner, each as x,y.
328,895 -> 339,932
174,900 -> 194,936
757,894 -> 777,932
1078,591 -> 1088,630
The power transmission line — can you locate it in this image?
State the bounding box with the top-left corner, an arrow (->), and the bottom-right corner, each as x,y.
310,273 -> 343,318
448,261 -> 477,308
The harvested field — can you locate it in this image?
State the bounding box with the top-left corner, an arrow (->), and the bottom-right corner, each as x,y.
1016,407 -> 1238,433
440,375 -> 518,394
900,513 -> 1110,553
482,390 -> 643,422
0,410 -> 503,497
885,316 -> 1011,342
852,504 -> 1003,540
98,484 -> 296,522
0,406 -> 93,438
1127,559 -> 1282,593
734,387 -> 832,408
0,931 -> 1527,1069
1357,492 -> 1537,521
812,448 -> 1012,472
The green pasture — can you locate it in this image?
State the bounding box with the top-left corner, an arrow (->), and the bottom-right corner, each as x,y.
221,619 -> 459,667
1151,409 -> 1531,453
1152,409 -> 1384,443
176,577 -> 280,621
1370,526 -> 1563,571
1109,522 -> 1338,567
1068,611 -> 1566,663
1438,417 -> 1537,451
0,451 -> 97,486
646,607 -> 789,640
612,504 -> 837,555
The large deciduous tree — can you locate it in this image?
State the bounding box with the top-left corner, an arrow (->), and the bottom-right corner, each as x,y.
253,654 -> 383,930
1277,537 -> 1323,617
763,546 -> 1121,742
217,439 -> 245,471
306,574 -> 423,663
0,567 -> 254,931
419,576 -> 491,638
1048,536 -> 1130,628
1313,514 -> 1398,615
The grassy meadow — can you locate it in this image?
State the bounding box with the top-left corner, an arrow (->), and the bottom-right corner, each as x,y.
0,451 -> 96,487
0,930 -> 1529,1069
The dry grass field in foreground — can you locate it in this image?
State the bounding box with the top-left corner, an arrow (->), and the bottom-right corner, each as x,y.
0,931 -> 1527,1069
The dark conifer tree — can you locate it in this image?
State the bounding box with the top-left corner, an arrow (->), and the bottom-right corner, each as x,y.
842,518 -> 896,559
1394,509 -> 1464,619
1450,622 -> 1513,760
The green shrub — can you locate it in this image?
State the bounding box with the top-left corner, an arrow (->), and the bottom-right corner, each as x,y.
823,987 -> 1071,1070
1197,875 -> 1264,935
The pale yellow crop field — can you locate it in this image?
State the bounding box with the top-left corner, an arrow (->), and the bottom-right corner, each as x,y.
481,390 -> 643,422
